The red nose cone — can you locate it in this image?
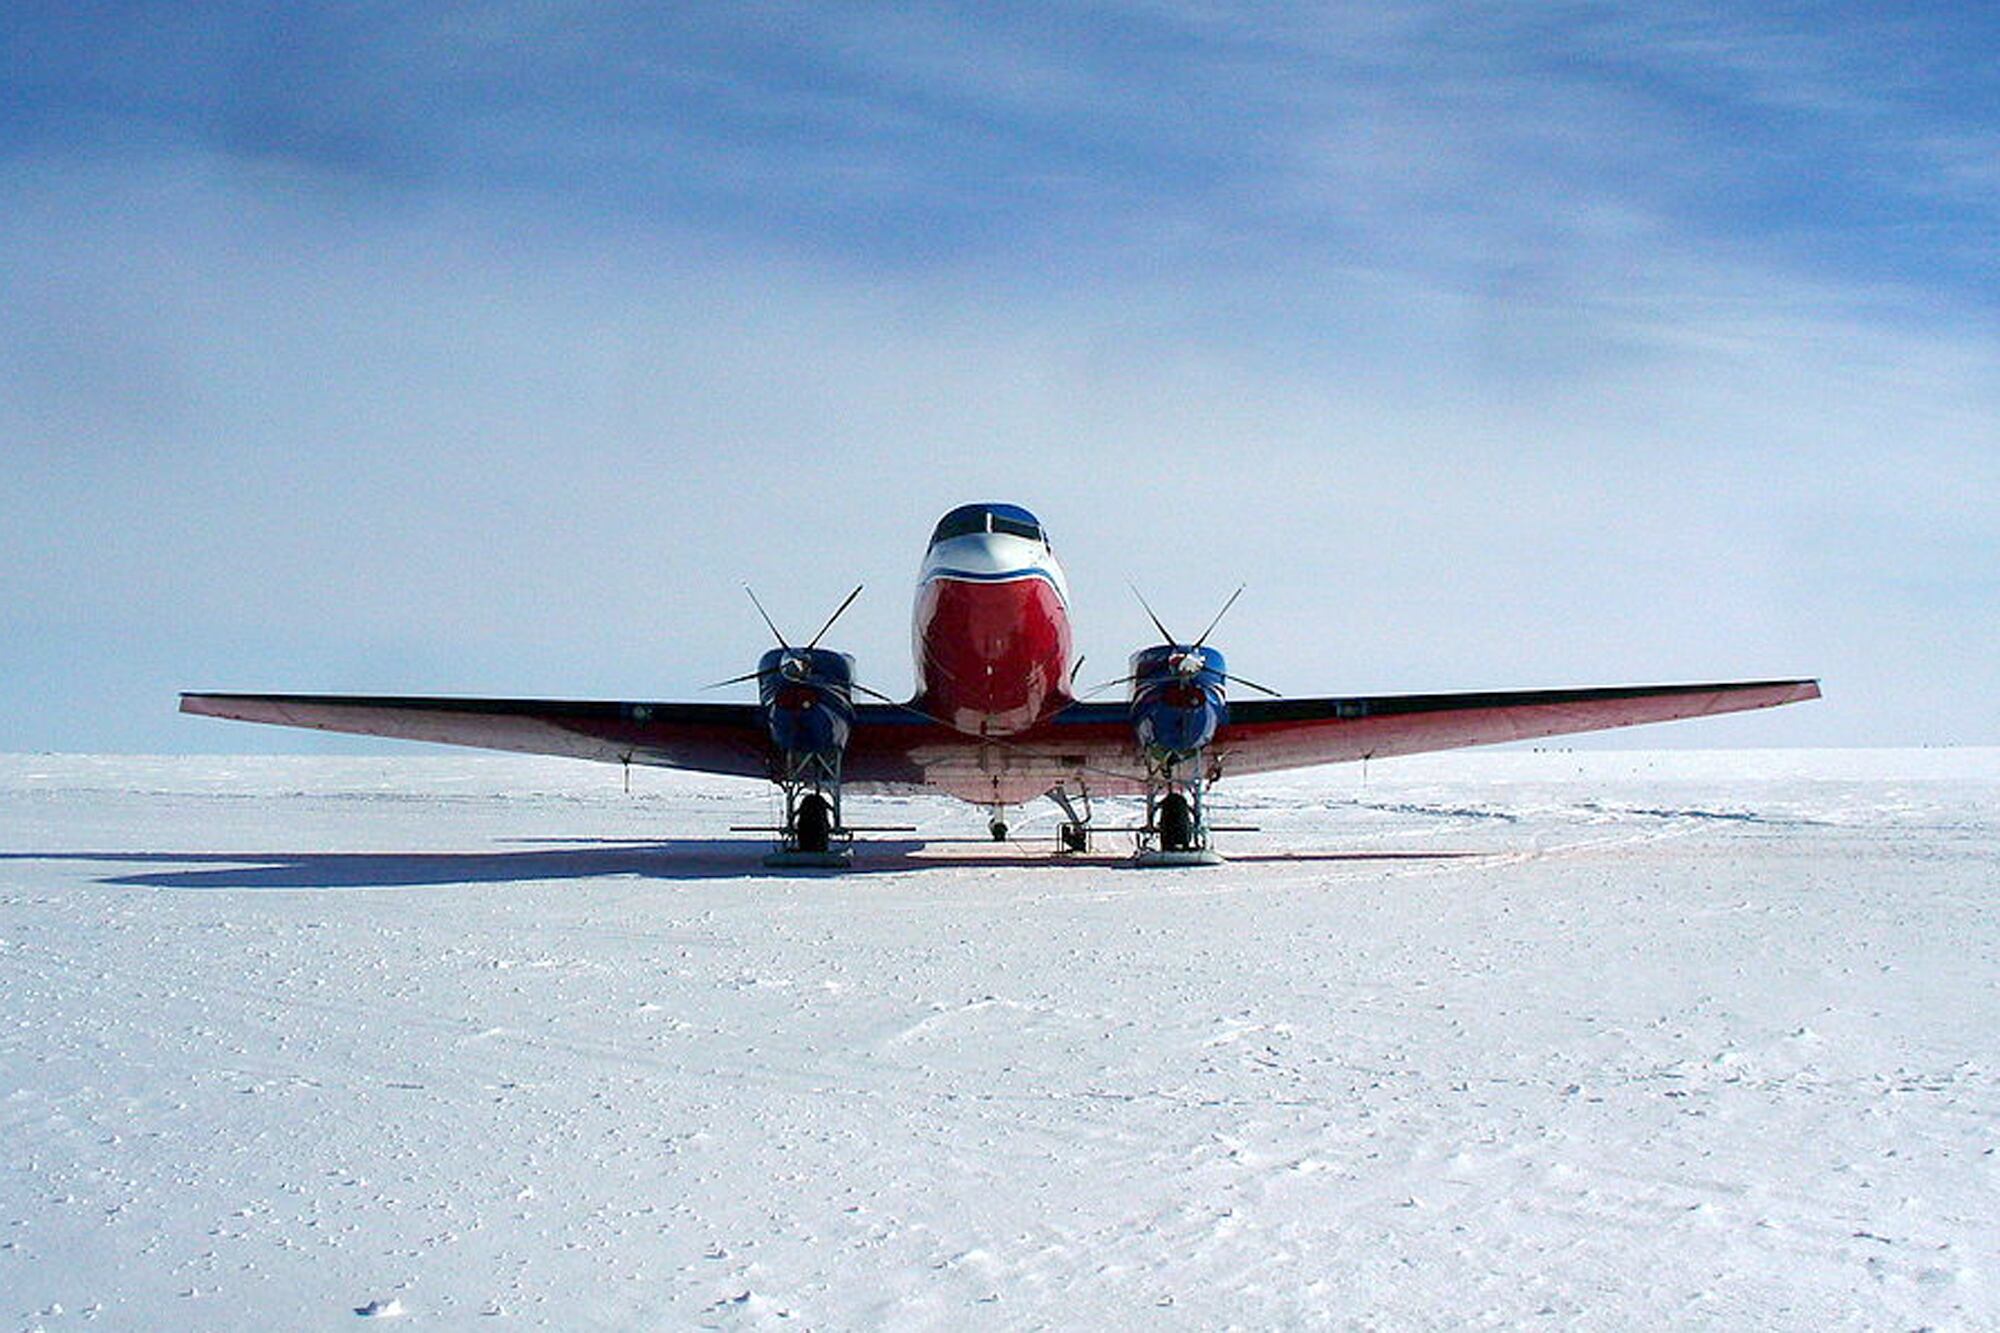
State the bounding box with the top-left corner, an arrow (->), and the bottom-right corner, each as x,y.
915,575 -> 1072,735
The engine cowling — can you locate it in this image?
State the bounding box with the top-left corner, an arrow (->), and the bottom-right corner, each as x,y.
757,647 -> 856,759
1127,643 -> 1229,761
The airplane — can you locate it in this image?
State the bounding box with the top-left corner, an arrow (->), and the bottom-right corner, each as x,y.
182,501 -> 1820,866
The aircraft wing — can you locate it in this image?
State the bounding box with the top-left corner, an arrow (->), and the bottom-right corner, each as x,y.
1210,678 -> 1823,775
179,693 -> 773,777
182,677 -> 1820,801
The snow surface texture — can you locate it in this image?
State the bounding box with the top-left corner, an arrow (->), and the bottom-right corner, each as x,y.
2,749 -> 1994,1329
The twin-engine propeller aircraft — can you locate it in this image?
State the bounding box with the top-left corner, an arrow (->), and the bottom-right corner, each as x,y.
183,502 -> 1820,866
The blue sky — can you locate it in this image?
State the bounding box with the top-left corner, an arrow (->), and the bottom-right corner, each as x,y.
4,2 -> 1996,751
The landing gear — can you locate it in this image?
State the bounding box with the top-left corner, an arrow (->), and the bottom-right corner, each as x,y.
1048,785 -> 1093,854
1157,791 -> 1194,852
796,792 -> 834,854
764,752 -> 852,868
988,812 -> 1010,842
1136,759 -> 1224,866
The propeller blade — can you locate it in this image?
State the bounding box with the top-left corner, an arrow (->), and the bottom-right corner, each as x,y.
705,667 -> 775,690
1193,584 -> 1246,650
1222,671 -> 1282,698
742,584 -> 790,650
849,681 -> 903,706
805,583 -> 865,650
852,681 -> 962,731
1129,583 -> 1175,644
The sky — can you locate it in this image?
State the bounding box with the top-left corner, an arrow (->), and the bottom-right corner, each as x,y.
3,1 -> 1996,752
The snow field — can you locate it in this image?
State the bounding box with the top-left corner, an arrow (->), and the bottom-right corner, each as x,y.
1,750 -> 1994,1328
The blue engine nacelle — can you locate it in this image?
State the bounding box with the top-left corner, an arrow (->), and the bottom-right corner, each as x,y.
1128,643 -> 1229,761
757,647 -> 857,759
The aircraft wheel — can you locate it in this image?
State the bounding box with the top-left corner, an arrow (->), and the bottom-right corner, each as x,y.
797,793 -> 834,853
988,817 -> 1009,842
1059,822 -> 1088,853
1158,793 -> 1194,852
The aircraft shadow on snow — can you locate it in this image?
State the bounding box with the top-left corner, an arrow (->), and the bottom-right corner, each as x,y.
4,842 -> 1483,891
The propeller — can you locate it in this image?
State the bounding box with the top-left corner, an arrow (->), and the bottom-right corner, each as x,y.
707,583 -> 864,689
1189,583 -> 1244,651
1087,583 -> 1282,698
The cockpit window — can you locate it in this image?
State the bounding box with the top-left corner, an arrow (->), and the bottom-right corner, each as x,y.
930,508 -> 990,544
991,514 -> 1042,542
929,504 -> 1047,546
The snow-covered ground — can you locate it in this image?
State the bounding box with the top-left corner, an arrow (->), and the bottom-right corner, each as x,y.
2,749 -> 1994,1329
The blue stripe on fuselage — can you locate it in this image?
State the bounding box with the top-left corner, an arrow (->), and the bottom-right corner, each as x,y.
921,566 -> 1068,602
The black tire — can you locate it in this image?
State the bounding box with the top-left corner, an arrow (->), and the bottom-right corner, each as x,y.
1059,822 -> 1088,853
1158,793 -> 1194,851
796,793 -> 833,853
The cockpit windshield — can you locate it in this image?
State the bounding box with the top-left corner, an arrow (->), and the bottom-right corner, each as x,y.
929,504 -> 1046,547
930,507 -> 989,544
991,514 -> 1042,541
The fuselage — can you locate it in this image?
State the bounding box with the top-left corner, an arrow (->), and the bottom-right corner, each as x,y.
912,503 -> 1073,736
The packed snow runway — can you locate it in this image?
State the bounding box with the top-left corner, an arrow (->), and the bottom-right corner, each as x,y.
3,749 -> 1994,1329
